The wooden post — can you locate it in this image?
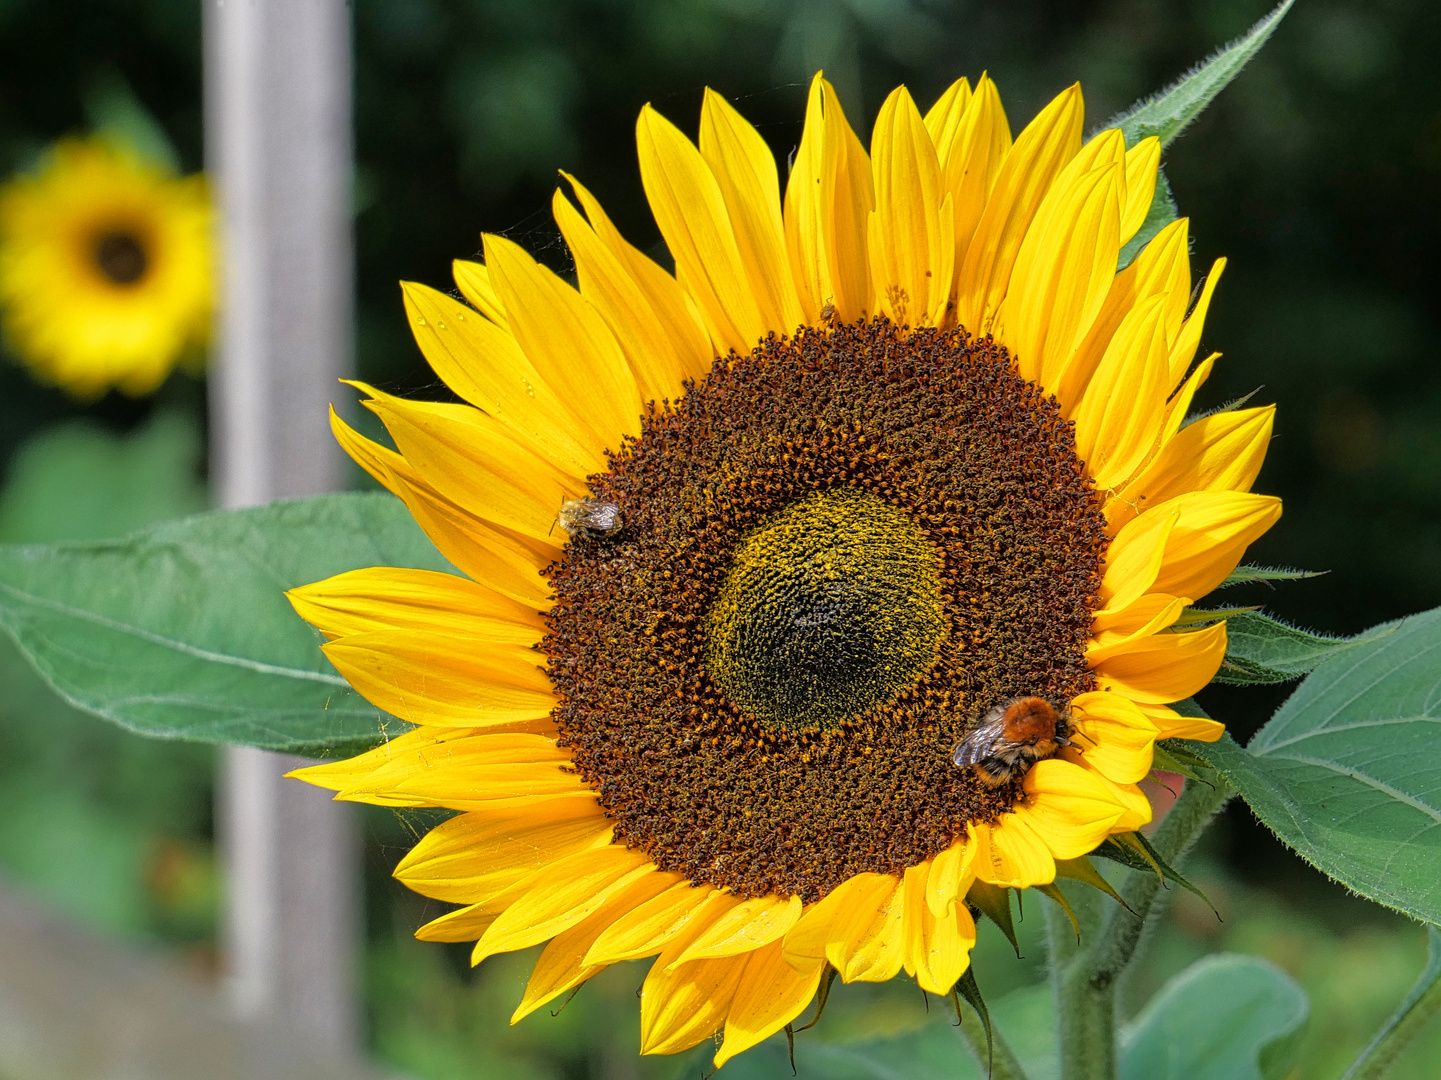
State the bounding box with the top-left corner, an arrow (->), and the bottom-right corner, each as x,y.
203,0 -> 360,1057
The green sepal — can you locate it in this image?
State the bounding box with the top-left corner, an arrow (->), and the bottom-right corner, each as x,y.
953,967 -> 994,1077
1214,610 -> 1395,685
1151,740 -> 1218,787
967,881 -> 1021,958
1181,385 -> 1264,430
1037,883 -> 1080,943
1171,604 -> 1260,628
1056,855 -> 1137,916
1108,832 -> 1219,918
793,964 -> 837,1033
1220,564 -> 1326,588
83,69 -> 182,173
1109,1 -> 1294,150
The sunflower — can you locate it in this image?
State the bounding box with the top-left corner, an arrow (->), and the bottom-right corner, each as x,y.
0,137 -> 213,399
292,73 -> 1279,1067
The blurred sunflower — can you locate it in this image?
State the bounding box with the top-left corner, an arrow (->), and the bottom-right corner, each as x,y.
292,73 -> 1279,1067
0,137 -> 213,399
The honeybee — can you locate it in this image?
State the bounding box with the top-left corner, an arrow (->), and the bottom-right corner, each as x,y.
953,695 -> 1076,787
556,497 -> 624,540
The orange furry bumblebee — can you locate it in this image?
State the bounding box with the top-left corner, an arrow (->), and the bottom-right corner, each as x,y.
953,696 -> 1075,787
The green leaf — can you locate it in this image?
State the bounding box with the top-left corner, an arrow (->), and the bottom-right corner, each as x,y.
83,69 -> 182,173
1119,954 -> 1308,1080
1193,606 -> 1441,925
0,493 -> 454,756
1213,610 -> 1396,685
1109,1 -> 1294,150
1221,564 -> 1326,588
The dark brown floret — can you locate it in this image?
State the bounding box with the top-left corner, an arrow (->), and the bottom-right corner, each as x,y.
542,319 -> 1108,901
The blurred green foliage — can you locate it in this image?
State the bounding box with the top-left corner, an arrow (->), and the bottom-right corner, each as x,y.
0,0 -> 1438,1076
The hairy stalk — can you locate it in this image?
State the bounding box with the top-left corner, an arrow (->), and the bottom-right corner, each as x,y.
954,996 -> 1032,1080
1047,880 -> 1113,1080
1340,928 -> 1441,1080
1085,774 -> 1234,992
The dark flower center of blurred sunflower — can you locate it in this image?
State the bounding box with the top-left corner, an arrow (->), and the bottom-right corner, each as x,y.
543,320 -> 1108,900
93,230 -> 148,286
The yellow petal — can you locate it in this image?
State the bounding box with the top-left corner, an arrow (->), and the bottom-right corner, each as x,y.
322,628 -> 553,727
1055,216 -> 1192,413
451,259 -> 510,328
483,232 -> 642,446
669,894 -> 802,966
1014,758 -> 1126,859
1119,137 -> 1160,243
1167,258 -> 1226,385
1106,405 -> 1275,534
473,846 -> 656,963
359,384 -> 587,543
922,77 -> 972,144
511,869 -> 684,1023
1071,293 -> 1172,489
1091,591 -> 1190,638
868,85 -> 955,328
714,942 -> 825,1067
640,933 -> 749,1055
415,901 -> 501,943
637,104 -> 766,355
902,862 -> 976,994
1155,352 -> 1219,454
784,74 -> 874,325
1003,141 -> 1124,387
1062,751 -> 1155,831
328,409 -> 558,603
551,187 -> 702,404
586,883 -> 731,965
1146,490 -> 1285,601
561,172 -> 714,385
972,815 -> 1056,888
699,88 -> 805,334
1139,701 -> 1226,742
400,281 -> 607,479
932,75 -> 1011,274
394,800 -> 611,903
1087,595 -> 1190,660
926,835 -> 978,917
320,731 -> 585,810
289,566 -> 541,641
953,83 -> 1083,336
785,872 -> 905,984
1067,691 -> 1161,785
1097,500 -> 1179,612
1092,621 -> 1229,704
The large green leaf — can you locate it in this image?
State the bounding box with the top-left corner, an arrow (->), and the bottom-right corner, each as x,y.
1119,954 -> 1308,1080
1213,610 -> 1395,685
0,493 -> 454,756
1195,606 -> 1441,925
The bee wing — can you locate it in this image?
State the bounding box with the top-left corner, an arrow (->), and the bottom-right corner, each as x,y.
954,715 -> 1009,767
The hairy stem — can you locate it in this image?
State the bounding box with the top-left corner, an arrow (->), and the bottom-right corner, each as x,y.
1085,774 -> 1234,992
954,997 -> 1032,1080
1340,928 -> 1441,1080
1048,881 -> 1113,1080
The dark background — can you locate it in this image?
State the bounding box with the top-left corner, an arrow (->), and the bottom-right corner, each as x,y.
0,1 -> 1436,1077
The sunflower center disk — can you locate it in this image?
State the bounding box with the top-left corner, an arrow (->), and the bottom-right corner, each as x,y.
94,231 -> 147,285
707,487 -> 944,733
544,320 -> 1109,901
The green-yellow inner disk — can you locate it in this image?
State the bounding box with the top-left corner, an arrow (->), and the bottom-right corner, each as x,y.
705,486 -> 945,733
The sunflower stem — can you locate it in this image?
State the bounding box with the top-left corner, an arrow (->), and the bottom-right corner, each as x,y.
1339,927 -> 1441,1080
1046,880 -> 1114,1080
1084,772 -> 1234,992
